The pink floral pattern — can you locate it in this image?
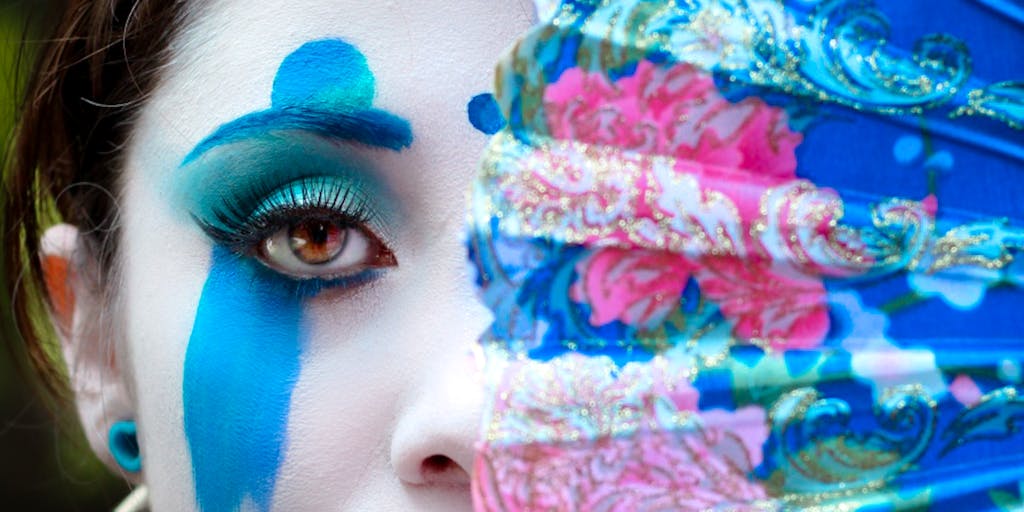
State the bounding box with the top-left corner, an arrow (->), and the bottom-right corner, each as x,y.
545,61 -> 802,176
695,255 -> 830,349
570,247 -> 695,331
542,61 -> 839,347
474,411 -> 771,511
476,350 -> 772,511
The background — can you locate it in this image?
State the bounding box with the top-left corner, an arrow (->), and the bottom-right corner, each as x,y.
1,1 -> 130,510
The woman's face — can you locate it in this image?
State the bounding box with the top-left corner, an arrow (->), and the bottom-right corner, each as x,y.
112,2 -> 534,510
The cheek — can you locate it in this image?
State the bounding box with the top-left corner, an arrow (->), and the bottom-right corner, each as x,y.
183,246 -> 306,512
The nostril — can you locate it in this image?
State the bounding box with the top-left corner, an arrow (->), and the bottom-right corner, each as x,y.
420,454 -> 470,485
423,454 -> 454,473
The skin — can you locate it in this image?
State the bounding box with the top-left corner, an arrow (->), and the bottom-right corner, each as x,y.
46,1 -> 536,510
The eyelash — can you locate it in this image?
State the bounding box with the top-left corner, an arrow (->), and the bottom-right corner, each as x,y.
196,175 -> 377,257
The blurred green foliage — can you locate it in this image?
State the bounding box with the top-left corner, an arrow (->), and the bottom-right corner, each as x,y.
1,2 -> 131,510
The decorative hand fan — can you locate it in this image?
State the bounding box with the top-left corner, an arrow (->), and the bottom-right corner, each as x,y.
467,0 -> 1024,510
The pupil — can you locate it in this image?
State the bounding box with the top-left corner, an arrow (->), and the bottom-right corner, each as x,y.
309,221 -> 329,245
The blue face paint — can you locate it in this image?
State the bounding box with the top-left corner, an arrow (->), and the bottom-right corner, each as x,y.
175,134 -> 392,239
183,39 -> 412,165
184,247 -> 303,512
272,39 -> 375,109
181,39 -> 409,511
468,92 -> 506,135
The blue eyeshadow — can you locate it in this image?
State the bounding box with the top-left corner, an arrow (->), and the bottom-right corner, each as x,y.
174,132 -> 394,239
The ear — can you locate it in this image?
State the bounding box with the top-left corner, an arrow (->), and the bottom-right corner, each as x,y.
41,223 -> 139,480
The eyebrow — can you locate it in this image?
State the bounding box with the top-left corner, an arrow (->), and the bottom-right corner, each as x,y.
181,104 -> 413,166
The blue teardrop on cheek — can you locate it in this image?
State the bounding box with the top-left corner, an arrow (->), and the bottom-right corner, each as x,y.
183,246 -> 305,512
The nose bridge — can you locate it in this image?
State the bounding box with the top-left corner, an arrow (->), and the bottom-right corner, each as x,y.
389,233 -> 491,487
429,232 -> 495,347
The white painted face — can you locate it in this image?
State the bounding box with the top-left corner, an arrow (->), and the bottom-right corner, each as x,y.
73,1 -> 535,510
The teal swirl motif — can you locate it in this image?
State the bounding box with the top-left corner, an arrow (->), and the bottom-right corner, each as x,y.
496,0 -> 1023,134
767,386 -> 936,502
954,81 -> 1024,129
942,387 -> 1024,456
779,0 -> 972,111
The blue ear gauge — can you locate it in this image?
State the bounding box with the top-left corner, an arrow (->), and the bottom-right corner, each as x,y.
109,420 -> 142,473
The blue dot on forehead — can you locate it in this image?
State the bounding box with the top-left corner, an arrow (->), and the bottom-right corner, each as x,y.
271,39 -> 376,110
180,38 -> 411,166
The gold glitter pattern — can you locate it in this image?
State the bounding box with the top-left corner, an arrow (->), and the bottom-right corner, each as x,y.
494,0 -> 1023,135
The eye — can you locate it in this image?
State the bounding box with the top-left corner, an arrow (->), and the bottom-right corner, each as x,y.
257,216 -> 396,279
195,175 -> 397,283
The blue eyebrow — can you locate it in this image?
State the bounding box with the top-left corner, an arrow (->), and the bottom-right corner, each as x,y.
181,105 -> 412,166
181,38 -> 413,166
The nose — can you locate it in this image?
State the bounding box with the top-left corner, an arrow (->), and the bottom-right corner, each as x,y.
388,210 -> 494,489
388,238 -> 492,487
390,343 -> 484,486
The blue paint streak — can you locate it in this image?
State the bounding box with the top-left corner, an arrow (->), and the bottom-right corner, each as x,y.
184,247 -> 305,511
182,39 -> 407,510
183,106 -> 412,165
467,93 -> 506,134
183,39 -> 412,165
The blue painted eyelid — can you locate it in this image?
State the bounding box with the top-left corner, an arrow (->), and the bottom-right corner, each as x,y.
175,133 -> 394,236
193,173 -> 383,266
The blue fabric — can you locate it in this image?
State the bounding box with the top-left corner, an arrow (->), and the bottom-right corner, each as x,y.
471,1 -> 1024,509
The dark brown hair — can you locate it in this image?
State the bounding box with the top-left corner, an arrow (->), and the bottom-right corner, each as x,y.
3,0 -> 189,403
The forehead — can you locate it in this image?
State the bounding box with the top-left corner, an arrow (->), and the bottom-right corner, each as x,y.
155,0 -> 533,159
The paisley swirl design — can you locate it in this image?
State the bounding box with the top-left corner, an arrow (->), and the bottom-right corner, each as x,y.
787,1 -> 971,110
766,386 -> 937,501
942,387 -> 1024,456
954,81 -> 1024,129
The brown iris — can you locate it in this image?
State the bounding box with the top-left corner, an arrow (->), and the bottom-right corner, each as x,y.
288,219 -> 346,264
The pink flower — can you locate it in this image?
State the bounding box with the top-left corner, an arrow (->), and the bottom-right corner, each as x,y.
571,247 -> 696,330
570,246 -> 831,349
544,60 -> 802,178
695,255 -> 829,350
